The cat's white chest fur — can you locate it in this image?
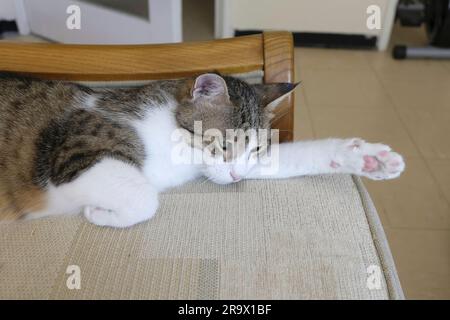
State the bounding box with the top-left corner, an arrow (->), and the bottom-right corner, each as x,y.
132,104 -> 201,191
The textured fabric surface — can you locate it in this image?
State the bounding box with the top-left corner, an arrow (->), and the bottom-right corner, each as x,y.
0,175 -> 403,299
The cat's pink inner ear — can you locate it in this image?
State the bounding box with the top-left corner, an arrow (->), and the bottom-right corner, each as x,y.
192,73 -> 229,100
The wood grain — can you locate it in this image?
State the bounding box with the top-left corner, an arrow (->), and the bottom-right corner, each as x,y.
263,31 -> 295,142
0,35 -> 263,81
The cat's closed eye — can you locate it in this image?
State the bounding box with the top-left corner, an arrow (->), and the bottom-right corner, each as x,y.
247,146 -> 263,160
251,146 -> 262,153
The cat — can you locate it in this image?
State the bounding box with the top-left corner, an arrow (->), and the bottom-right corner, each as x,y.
0,72 -> 405,228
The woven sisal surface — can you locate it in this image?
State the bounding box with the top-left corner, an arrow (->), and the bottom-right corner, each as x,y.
0,175 -> 403,299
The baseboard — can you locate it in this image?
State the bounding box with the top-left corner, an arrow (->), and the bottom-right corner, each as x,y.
235,30 -> 377,49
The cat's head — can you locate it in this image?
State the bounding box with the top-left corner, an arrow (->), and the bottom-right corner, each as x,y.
176,73 -> 298,184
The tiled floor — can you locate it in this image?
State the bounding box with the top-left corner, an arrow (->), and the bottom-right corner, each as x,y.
294,25 -> 450,299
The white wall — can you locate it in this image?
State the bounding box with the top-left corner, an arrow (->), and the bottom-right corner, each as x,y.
0,0 -> 16,20
217,0 -> 398,50
229,0 -> 391,35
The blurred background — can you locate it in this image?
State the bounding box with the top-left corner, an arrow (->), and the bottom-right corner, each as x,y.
0,0 -> 449,299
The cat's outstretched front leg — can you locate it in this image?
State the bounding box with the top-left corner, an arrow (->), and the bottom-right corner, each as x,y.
247,138 -> 405,180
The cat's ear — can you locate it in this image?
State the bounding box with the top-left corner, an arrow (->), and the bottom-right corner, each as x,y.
253,82 -> 300,109
191,73 -> 229,101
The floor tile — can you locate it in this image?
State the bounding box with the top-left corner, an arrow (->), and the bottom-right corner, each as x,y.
385,228 -> 450,299
364,157 -> 450,230
378,75 -> 450,113
295,47 -> 371,71
365,49 -> 450,81
299,67 -> 393,110
444,63 -> 450,74
396,108 -> 450,159
293,103 -> 314,141
387,23 -> 429,46
309,107 -> 420,158
426,159 -> 450,204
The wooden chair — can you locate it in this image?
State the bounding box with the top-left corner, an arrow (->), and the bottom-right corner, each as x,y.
0,31 -> 295,142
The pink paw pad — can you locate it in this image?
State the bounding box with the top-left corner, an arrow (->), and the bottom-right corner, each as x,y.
363,155 -> 379,172
378,150 -> 389,157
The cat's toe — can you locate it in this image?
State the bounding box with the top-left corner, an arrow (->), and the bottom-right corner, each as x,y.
83,205 -> 116,226
382,151 -> 405,177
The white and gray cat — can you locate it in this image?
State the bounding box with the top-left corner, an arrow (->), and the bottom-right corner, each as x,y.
0,72 -> 404,227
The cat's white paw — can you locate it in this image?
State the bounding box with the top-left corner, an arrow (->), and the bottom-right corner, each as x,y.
83,201 -> 157,228
335,138 -> 405,180
83,205 -> 118,227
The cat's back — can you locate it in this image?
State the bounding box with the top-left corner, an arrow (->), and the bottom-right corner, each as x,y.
0,72 -> 86,215
0,73 -> 149,218
0,72 -> 85,164
0,72 -> 81,122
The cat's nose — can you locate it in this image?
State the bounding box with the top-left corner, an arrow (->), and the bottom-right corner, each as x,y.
230,170 -> 241,182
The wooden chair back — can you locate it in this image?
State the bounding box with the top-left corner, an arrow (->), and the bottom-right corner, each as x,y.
0,32 -> 295,141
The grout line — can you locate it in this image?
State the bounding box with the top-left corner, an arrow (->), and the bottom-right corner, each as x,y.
423,158 -> 450,205
386,226 -> 450,232
299,103 -> 317,139
368,57 -> 450,209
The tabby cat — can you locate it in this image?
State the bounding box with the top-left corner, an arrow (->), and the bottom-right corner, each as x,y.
0,72 -> 404,227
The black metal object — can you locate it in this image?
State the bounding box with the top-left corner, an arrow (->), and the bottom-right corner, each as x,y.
425,0 -> 450,46
397,1 -> 425,26
0,20 -> 18,37
393,0 -> 450,59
